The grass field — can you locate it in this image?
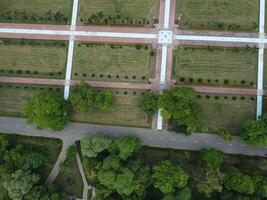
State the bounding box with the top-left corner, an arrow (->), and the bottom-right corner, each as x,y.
176,0 -> 259,31
73,43 -> 156,83
196,94 -> 256,135
172,46 -> 258,87
0,0 -> 72,24
264,50 -> 267,88
78,0 -> 159,26
0,84 -> 63,117
0,40 -> 67,78
72,89 -> 151,128
54,157 -> 83,198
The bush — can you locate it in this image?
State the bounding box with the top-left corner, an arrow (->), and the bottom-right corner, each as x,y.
217,130 -> 235,141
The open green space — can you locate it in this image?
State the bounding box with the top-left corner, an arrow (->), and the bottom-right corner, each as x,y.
196,94 -> 256,135
0,39 -> 67,79
72,89 -> 151,128
78,0 -> 159,26
176,0 -> 259,31
54,157 -> 83,198
0,84 -> 63,117
0,0 -> 72,24
73,43 -> 156,83
172,46 -> 258,87
263,50 -> 267,88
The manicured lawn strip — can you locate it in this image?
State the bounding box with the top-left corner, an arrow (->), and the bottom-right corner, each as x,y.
0,0 -> 72,24
263,50 -> 267,88
176,0 -> 259,31
72,89 -> 151,128
138,146 -> 267,199
54,157 -> 83,198
196,94 -> 256,135
2,133 -> 63,183
73,43 -> 156,83
0,39 -> 67,79
78,0 -> 159,26
172,46 -> 258,87
0,83 -> 64,117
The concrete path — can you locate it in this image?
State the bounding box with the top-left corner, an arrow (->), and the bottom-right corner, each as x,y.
0,116 -> 266,158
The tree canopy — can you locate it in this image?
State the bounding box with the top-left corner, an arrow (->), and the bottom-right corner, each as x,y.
114,136 -> 141,160
24,91 -> 70,131
158,87 -> 201,133
152,160 -> 188,193
201,148 -> 224,170
140,92 -> 159,116
81,135 -> 112,158
95,89 -> 114,112
241,113 -> 267,146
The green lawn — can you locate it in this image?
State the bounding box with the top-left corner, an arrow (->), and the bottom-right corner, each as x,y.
0,0 -> 73,24
0,39 -> 67,79
264,50 -> 267,88
78,0 -> 159,26
0,84 -> 63,117
176,0 -> 259,31
72,89 -> 151,128
172,46 -> 258,87
54,157 -> 83,198
73,43 -> 156,83
197,94 -> 256,135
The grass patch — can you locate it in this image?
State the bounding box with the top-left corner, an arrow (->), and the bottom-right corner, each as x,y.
176,0 -> 259,31
0,84 -> 64,117
54,157 -> 83,198
72,89 -> 151,128
78,0 -> 159,26
73,43 -> 156,83
0,39 -> 67,78
0,0 -> 72,24
172,46 -> 258,87
196,94 -> 256,135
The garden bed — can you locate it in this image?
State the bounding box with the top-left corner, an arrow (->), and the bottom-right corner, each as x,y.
172,46 -> 258,87
73,43 -> 156,83
0,83 -> 64,117
78,0 -> 159,26
0,0 -> 73,24
176,0 -> 259,31
72,89 -> 151,128
0,39 -> 67,79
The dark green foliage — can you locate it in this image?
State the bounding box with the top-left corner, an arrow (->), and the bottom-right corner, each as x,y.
114,136 -> 141,160
66,145 -> 77,160
140,92 -> 159,116
95,89 -> 114,111
163,186 -> 192,200
201,148 -> 224,170
24,185 -> 65,200
24,91 -> 70,131
158,87 -> 201,133
241,113 -> 267,146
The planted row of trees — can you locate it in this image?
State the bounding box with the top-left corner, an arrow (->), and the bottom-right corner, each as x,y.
24,81 -> 114,131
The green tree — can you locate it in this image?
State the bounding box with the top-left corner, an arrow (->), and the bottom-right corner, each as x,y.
114,136 -> 141,160
201,148 -> 224,170
95,89 -> 114,111
24,91 -> 70,131
152,160 -> 188,193
3,170 -> 40,200
70,81 -> 94,112
0,134 -> 9,153
158,87 -> 201,133
25,185 -> 65,200
140,92 -> 159,116
252,174 -> 267,198
163,186 -> 192,200
241,114 -> 267,146
81,135 -> 112,158
224,168 -> 255,195
66,145 -> 77,160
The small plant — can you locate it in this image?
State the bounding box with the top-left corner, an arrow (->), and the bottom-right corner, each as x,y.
216,130 -> 235,141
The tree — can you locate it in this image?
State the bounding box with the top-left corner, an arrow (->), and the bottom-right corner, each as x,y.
140,92 -> 159,116
201,148 -> 224,170
196,170 -> 223,197
95,89 -> 114,111
241,114 -> 267,146
114,136 -> 141,160
81,135 -> 112,158
24,91 -> 70,131
70,81 -> 94,112
66,145 -> 77,160
224,168 -> 255,195
163,186 -> 192,200
25,185 -> 65,200
152,160 -> 188,193
3,170 -> 40,200
158,87 -> 201,133
0,134 -> 9,153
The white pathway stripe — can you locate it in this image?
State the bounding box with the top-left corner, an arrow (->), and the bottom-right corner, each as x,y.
160,46 -> 168,84
157,109 -> 163,130
164,0 -> 171,29
260,0 -> 266,34
0,28 -> 157,39
64,0 -> 79,100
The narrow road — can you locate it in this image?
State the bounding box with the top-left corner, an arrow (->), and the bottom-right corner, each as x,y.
0,116 -> 266,157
